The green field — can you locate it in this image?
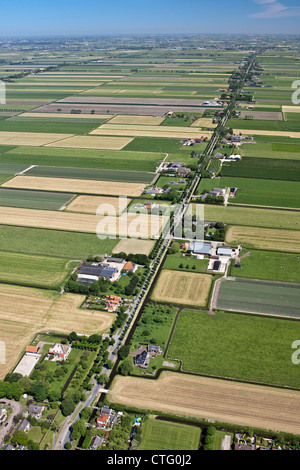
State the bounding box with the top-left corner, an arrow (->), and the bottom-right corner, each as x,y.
162,253 -> 208,273
0,188 -> 75,210
123,137 -> 183,153
217,277 -> 300,318
221,157 -> 300,181
0,250 -> 78,289
23,165 -> 155,184
0,225 -> 118,259
198,176 -> 300,208
1,146 -> 164,172
139,418 -> 201,450
167,308 -> 300,388
230,250 -> 300,284
0,118 -> 104,135
200,203 -> 300,229
229,118 -> 300,132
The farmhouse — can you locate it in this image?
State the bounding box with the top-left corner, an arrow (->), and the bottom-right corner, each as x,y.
97,405 -> 112,429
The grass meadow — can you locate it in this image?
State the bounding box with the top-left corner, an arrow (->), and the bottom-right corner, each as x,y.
167,308 -> 300,388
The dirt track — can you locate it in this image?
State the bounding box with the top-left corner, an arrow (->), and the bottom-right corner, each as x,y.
109,371 -> 300,435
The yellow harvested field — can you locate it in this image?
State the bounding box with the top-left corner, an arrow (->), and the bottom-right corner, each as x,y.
151,270 -> 212,307
66,195 -> 130,215
190,117 -> 217,128
109,372 -> 300,435
18,112 -> 112,119
0,131 -> 73,146
46,135 -> 133,150
0,283 -> 115,379
112,238 -> 155,256
282,106 -> 300,113
0,206 -> 163,238
90,124 -> 211,139
226,226 -> 300,253
107,114 -> 164,125
3,175 -> 145,197
234,129 -> 300,139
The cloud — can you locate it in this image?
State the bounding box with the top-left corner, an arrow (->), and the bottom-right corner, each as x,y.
250,0 -> 300,18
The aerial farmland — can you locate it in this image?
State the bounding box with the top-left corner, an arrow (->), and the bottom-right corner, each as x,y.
0,31 -> 299,453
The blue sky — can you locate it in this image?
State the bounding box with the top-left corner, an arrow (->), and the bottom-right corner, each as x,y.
0,0 -> 299,36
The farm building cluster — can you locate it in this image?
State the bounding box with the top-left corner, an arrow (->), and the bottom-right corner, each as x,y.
76,257 -> 137,285
182,240 -> 241,273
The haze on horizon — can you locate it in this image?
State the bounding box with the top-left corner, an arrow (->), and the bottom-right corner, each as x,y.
0,0 -> 299,37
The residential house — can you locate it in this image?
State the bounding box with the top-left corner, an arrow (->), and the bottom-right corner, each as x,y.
28,404 -> 44,419
16,419 -> 31,433
48,343 -> 72,361
90,435 -> 103,450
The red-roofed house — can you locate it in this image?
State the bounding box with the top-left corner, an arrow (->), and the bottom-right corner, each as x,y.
48,343 -> 71,361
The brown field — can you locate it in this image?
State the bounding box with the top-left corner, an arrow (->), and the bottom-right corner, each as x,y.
0,206 -> 163,238
0,131 -> 73,146
90,123 -> 211,139
18,112 -> 112,119
0,284 -> 115,379
46,135 -> 133,150
190,117 -> 217,128
109,372 -> 300,435
66,195 -> 131,215
3,175 -> 145,197
282,106 -> 300,113
234,129 -> 300,139
151,270 -> 212,307
107,115 -> 164,125
226,226 -> 300,252
112,238 -> 155,255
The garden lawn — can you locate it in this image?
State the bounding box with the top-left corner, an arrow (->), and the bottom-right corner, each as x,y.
139,418 -> 201,450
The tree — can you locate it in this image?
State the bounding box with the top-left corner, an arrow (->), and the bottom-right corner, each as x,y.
118,345 -> 130,361
118,358 -> 133,376
71,419 -> 86,440
61,397 -> 76,417
11,430 -> 29,447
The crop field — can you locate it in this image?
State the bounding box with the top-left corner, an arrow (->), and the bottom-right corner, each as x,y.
109,372 -> 300,435
20,165 -> 155,184
229,119 -> 300,133
0,251 -> 78,289
45,135 -> 134,150
112,238 -> 155,255
66,195 -> 130,215
0,283 -> 115,379
0,206 -> 163,238
17,112 -> 112,120
241,142 -> 300,160
230,249 -> 300,284
234,129 -> 300,139
217,277 -> 300,319
0,225 -> 118,259
0,131 -> 74,146
151,270 -> 212,307
139,418 -> 201,450
3,175 -> 146,197
166,309 -> 300,388
1,146 -> 164,172
201,204 -> 300,230
0,188 -> 75,211
107,115 -> 165,125
222,176 -> 300,208
226,226 -> 300,253
90,123 -> 211,139
221,157 -> 300,181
